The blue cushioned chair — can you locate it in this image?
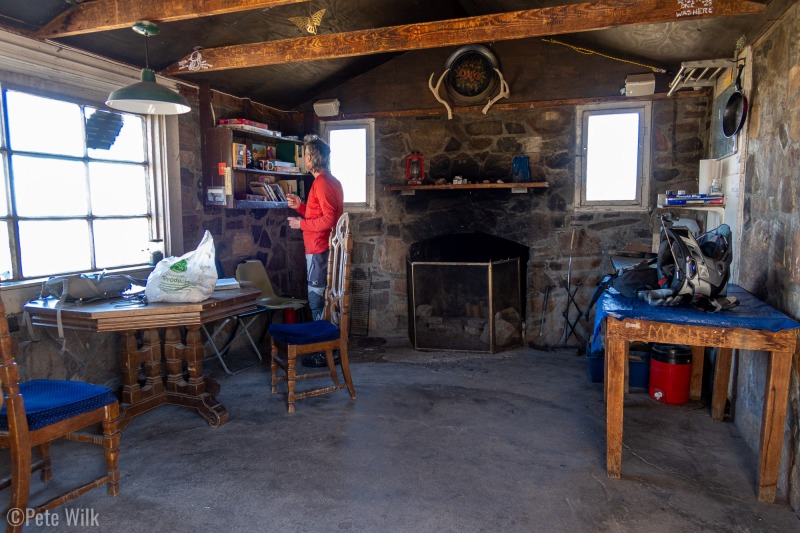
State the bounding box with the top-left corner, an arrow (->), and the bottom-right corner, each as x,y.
0,296 -> 120,532
268,213 -> 356,413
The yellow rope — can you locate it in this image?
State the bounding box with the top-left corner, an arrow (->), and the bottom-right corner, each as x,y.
540,38 -> 667,74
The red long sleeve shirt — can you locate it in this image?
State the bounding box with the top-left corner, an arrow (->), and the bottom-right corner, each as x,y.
296,171 -> 344,254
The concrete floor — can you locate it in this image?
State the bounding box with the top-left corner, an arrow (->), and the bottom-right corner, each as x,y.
4,338 -> 800,532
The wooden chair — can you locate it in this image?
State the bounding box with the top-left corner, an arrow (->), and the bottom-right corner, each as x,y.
268,213 -> 356,413
0,295 -> 120,532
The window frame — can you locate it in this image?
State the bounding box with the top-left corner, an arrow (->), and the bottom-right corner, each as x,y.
0,31 -> 173,290
320,118 -> 375,213
574,101 -> 652,211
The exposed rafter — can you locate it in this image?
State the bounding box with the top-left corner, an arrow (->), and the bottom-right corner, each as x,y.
163,0 -> 765,75
35,0 -> 309,39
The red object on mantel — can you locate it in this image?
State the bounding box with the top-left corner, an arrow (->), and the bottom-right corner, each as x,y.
405,151 -> 425,184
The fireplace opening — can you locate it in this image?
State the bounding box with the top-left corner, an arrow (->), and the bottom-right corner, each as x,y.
407,233 -> 528,353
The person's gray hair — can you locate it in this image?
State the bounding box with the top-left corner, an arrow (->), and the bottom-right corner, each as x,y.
304,134 -> 331,173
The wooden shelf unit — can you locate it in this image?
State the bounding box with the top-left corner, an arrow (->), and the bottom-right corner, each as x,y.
203,126 -> 310,209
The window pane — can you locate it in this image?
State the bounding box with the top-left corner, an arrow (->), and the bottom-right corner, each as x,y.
94,218 -> 150,268
6,91 -> 84,157
19,219 -> 91,277
329,128 -> 366,203
12,155 -> 88,217
585,113 -> 639,201
0,221 -> 11,280
0,158 -> 7,217
89,162 -> 148,216
86,108 -> 146,162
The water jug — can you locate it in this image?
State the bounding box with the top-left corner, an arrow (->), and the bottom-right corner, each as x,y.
512,155 -> 530,183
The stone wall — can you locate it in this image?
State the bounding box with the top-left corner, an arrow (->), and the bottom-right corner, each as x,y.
734,3 -> 800,513
349,94 -> 710,346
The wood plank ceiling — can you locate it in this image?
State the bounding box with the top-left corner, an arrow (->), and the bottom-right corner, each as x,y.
0,0 -> 786,109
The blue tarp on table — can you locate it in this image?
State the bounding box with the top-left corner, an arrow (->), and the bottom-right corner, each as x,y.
590,284 -> 800,354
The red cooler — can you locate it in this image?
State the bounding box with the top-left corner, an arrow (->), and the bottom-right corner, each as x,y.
282,308 -> 297,324
649,344 -> 692,405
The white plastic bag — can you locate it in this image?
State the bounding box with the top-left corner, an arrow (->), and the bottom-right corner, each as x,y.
145,231 -> 218,303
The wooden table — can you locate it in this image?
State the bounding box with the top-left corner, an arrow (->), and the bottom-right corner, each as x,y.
24,286 -> 260,430
595,285 -> 799,503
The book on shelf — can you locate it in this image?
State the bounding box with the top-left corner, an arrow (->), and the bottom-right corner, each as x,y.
269,183 -> 287,202
232,143 -> 247,168
276,141 -> 306,171
251,143 -> 269,161
665,198 -> 725,206
666,192 -> 723,199
219,118 -> 269,130
243,193 -> 283,202
249,181 -> 277,201
278,179 -> 304,199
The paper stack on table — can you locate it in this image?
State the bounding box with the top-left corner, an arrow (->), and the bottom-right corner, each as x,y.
215,278 -> 240,290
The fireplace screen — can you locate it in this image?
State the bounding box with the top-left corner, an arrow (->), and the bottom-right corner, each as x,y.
407,258 -> 522,353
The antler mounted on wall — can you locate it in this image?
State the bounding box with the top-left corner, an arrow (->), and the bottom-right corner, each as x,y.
482,68 -> 510,114
428,70 -> 453,120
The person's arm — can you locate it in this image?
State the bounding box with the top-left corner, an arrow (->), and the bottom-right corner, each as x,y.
286,193 -> 306,215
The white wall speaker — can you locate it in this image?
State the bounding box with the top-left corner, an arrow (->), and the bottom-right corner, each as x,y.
313,98 -> 340,117
625,73 -> 655,97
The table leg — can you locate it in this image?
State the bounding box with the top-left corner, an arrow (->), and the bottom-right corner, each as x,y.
606,337 -> 627,478
756,350 -> 792,503
711,348 -> 733,421
140,329 -> 163,398
161,325 -> 229,428
164,326 -> 188,392
117,329 -> 168,430
119,331 -> 141,405
690,346 -> 705,400
184,325 -> 205,396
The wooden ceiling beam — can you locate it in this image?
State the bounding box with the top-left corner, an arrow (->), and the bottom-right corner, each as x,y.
35,0 -> 309,39
164,0 -> 765,75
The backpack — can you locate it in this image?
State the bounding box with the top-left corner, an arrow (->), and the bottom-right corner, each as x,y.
584,258 -> 660,319
44,273 -> 135,302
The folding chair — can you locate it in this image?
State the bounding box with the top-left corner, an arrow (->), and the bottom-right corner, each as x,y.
202,304 -> 272,375
203,262 -> 307,375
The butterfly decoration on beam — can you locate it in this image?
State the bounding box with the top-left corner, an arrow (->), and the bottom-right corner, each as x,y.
288,8 -> 326,35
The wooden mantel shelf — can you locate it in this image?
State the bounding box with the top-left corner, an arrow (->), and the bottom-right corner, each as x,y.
385,182 -> 548,195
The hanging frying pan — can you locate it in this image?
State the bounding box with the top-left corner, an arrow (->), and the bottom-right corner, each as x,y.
722,65 -> 748,138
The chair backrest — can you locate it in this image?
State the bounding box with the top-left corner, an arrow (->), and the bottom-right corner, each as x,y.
323,213 -> 353,334
0,294 -> 29,439
235,260 -> 279,299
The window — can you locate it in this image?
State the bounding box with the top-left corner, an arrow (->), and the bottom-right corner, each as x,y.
321,118 -> 375,212
575,101 -> 651,210
0,88 -> 162,281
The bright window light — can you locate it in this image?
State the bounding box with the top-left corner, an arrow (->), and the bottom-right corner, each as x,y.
329,128 -> 367,203
576,102 -> 650,210
585,113 -> 639,201
1,87 -> 158,280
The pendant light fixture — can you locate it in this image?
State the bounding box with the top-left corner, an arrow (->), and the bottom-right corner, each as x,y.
106,21 -> 190,115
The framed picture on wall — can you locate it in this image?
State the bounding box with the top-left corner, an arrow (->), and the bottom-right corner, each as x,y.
206,186 -> 226,205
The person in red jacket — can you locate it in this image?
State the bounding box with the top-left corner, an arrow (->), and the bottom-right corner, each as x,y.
287,134 -> 344,367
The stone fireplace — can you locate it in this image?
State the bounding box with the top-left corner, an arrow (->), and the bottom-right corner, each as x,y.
407,233 -> 528,353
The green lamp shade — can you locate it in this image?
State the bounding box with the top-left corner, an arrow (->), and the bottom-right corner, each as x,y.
106,68 -> 190,115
